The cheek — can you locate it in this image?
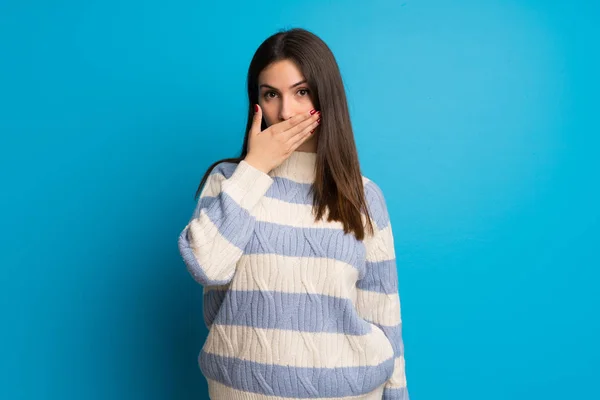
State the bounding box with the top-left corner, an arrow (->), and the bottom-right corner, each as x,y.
302,97 -> 315,109
259,103 -> 276,125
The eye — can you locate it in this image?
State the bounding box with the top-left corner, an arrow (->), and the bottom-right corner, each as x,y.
298,88 -> 310,96
263,91 -> 278,100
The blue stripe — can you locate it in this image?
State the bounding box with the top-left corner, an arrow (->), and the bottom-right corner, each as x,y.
267,176 -> 314,204
200,177 -> 312,206
190,168 -> 378,277
196,190 -> 367,271
194,190 -> 256,250
206,162 -> 386,229
199,352 -> 394,398
207,290 -> 372,335
181,193 -> 369,284
383,386 -> 409,400
357,259 -> 399,294
179,190 -> 257,285
203,287 -> 228,328
245,221 -> 366,272
207,161 -> 237,180
363,180 -> 390,230
193,197 -> 367,272
203,174 -> 383,212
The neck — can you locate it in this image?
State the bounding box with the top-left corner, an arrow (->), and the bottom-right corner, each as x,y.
269,150 -> 317,183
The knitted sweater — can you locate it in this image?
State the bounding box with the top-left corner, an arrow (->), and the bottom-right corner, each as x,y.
178,150 -> 409,400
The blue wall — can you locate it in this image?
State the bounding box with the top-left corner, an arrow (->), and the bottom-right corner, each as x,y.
1,1 -> 598,398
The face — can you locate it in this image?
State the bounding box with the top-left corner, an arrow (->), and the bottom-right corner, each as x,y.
257,59 -> 316,127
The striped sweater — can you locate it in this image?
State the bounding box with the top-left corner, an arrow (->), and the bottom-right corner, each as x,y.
178,150 -> 409,400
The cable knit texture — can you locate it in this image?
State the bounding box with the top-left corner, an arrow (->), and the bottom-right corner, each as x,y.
178,150 -> 409,400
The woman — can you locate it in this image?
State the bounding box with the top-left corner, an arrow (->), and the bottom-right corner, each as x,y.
178,27 -> 409,400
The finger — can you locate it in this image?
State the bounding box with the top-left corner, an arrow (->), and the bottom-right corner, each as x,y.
273,108 -> 319,134
288,118 -> 320,148
250,104 -> 263,135
282,112 -> 320,142
288,127 -> 315,152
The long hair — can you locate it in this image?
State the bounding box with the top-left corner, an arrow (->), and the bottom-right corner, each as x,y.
194,27 -> 375,241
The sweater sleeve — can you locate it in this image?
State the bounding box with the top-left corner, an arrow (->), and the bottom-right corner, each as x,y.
178,160 -> 274,286
357,180 -> 409,400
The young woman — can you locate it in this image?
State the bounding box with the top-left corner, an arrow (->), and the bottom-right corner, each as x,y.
178,28 -> 409,400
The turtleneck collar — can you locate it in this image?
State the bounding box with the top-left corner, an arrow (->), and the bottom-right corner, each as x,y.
268,150 -> 317,183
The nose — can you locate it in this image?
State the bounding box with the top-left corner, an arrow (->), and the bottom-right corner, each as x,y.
278,97 -> 294,121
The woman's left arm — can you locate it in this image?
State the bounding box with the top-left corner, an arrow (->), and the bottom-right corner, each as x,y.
357,181 -> 409,400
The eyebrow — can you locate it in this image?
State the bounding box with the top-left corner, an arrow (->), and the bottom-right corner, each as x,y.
259,79 -> 307,91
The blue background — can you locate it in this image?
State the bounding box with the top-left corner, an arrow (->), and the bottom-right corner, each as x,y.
1,0 -> 598,398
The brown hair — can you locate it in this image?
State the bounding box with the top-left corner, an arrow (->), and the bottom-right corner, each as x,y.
194,27 -> 375,241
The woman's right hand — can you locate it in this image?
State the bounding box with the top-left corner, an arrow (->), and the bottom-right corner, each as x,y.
244,104 -> 321,174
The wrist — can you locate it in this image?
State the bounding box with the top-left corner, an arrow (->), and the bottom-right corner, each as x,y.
243,155 -> 271,175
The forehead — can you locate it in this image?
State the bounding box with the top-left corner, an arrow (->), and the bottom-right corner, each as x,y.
258,59 -> 305,86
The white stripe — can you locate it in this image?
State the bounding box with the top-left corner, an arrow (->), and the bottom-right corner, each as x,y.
387,355 -> 407,388
187,215 -> 242,282
204,173 -> 374,230
269,167 -> 316,184
203,172 -> 271,212
253,195 -> 346,228
203,324 -> 394,368
207,378 -> 386,400
356,289 -> 402,326
206,166 -> 372,192
230,254 -> 359,300
364,223 -> 396,262
203,255 -> 400,326
201,172 -> 227,198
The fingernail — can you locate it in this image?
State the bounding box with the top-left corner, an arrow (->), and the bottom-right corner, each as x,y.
254,104 -> 259,113
317,118 -> 321,124
310,109 -> 317,115
316,111 -> 321,115
310,129 -> 315,134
